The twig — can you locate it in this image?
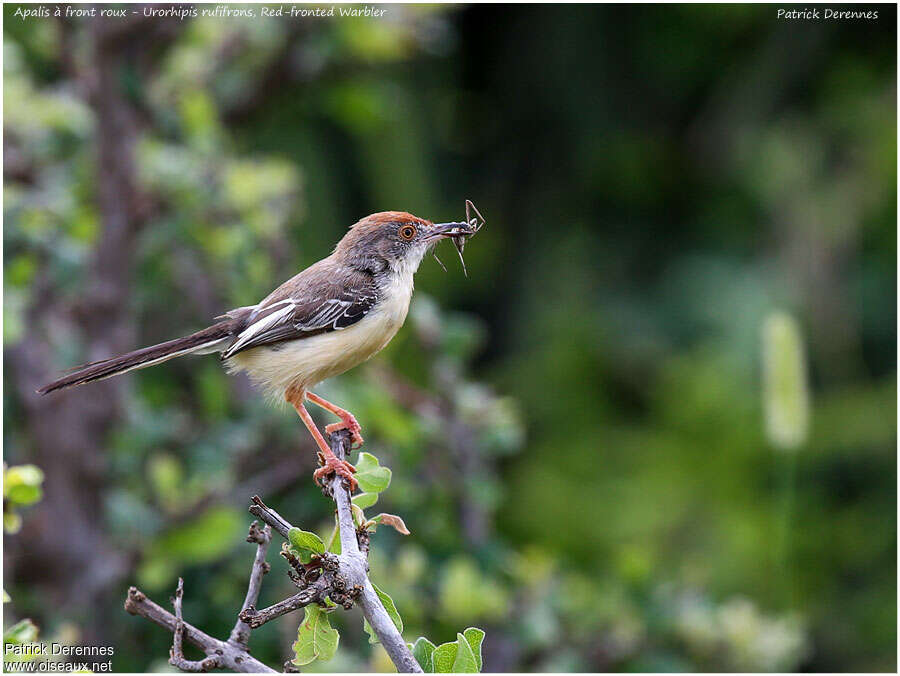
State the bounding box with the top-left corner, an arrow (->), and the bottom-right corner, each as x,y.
125,586 -> 275,673
229,522 -> 272,648
249,495 -> 292,539
238,583 -> 326,628
170,578 -> 220,672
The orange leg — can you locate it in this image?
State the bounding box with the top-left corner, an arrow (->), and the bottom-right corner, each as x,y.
285,386 -> 357,492
305,391 -> 365,448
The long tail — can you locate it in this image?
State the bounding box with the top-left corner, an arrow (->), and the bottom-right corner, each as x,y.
37,322 -> 236,395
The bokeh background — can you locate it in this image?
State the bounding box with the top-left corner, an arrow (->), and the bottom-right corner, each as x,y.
3,3 -> 896,672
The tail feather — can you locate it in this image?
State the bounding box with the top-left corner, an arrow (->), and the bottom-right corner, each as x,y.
37,323 -> 235,395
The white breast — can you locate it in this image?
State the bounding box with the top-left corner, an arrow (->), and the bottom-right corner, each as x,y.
226,275 -> 413,398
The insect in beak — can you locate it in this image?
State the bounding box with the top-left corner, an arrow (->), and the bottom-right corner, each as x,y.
429,200 -> 486,277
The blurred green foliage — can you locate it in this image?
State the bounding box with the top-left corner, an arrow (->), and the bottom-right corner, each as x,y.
3,464 -> 43,663
3,464 -> 43,533
3,4 -> 896,673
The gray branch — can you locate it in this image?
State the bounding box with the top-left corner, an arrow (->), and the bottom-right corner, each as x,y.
170,578 -> 220,672
248,495 -> 292,539
327,431 -> 423,673
238,584 -> 325,628
124,586 -> 275,673
126,432 -> 421,673
248,433 -> 422,672
229,521 -> 272,648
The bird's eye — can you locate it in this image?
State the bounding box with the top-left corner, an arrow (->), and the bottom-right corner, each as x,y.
398,224 -> 417,241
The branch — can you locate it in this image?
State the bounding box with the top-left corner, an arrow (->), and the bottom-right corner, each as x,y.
124,586 -> 274,673
126,433 -> 421,673
238,584 -> 325,628
229,521 -> 272,648
170,578 -> 220,672
248,434 -> 422,672
327,431 -> 423,673
248,495 -> 292,539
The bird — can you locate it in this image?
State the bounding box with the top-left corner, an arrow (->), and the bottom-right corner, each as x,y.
38,211 -> 477,491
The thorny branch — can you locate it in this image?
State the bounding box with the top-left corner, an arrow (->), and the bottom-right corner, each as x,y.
125,431 -> 422,673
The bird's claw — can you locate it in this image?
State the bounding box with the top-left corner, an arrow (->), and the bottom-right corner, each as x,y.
314,455 -> 358,492
325,415 -> 364,448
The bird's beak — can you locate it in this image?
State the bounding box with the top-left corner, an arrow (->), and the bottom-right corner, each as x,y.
424,221 -> 471,243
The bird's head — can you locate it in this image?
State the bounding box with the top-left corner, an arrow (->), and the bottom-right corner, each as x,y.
335,211 -> 469,276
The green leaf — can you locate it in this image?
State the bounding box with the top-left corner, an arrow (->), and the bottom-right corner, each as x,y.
411,637 -> 436,672
462,628 -> 485,671
354,452 -> 392,493
363,583 -> 403,644
432,641 -> 458,673
286,543 -> 312,564
4,618 -> 38,645
288,527 -> 325,555
326,519 -> 341,554
4,465 -> 44,492
291,605 -> 339,666
431,630 -> 485,673
352,492 -> 379,509
4,465 -> 44,506
6,484 -> 42,506
452,632 -> 479,672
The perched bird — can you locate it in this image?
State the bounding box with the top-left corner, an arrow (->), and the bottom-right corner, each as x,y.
38,211 -> 478,491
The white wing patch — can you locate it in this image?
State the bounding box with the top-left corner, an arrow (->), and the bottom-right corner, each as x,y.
225,302 -> 295,356
222,291 -> 379,359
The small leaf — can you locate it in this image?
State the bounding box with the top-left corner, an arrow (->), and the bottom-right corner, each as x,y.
4,465 -> 44,492
289,545 -> 313,564
291,605 -> 339,666
288,527 -> 325,554
283,541 -> 312,564
351,503 -> 367,527
432,641 -> 458,673
375,513 -> 410,535
4,465 -> 44,508
412,637 -> 436,673
462,627 -> 485,671
363,583 -> 403,644
4,619 -> 38,645
355,452 -> 392,493
452,632 -> 479,672
352,492 -> 379,509
6,484 -> 42,506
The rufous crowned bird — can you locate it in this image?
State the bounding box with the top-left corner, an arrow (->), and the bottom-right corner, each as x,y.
39,210 -> 480,491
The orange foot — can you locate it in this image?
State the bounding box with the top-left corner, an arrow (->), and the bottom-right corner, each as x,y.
313,454 -> 358,492
325,414 -> 364,448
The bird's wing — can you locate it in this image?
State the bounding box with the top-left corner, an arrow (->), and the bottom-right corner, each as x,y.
221,264 -> 379,359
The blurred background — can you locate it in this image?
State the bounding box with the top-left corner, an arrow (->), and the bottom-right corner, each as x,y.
3,3 -> 896,672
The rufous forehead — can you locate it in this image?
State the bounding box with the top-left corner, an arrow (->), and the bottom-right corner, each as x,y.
353,212 -> 431,229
